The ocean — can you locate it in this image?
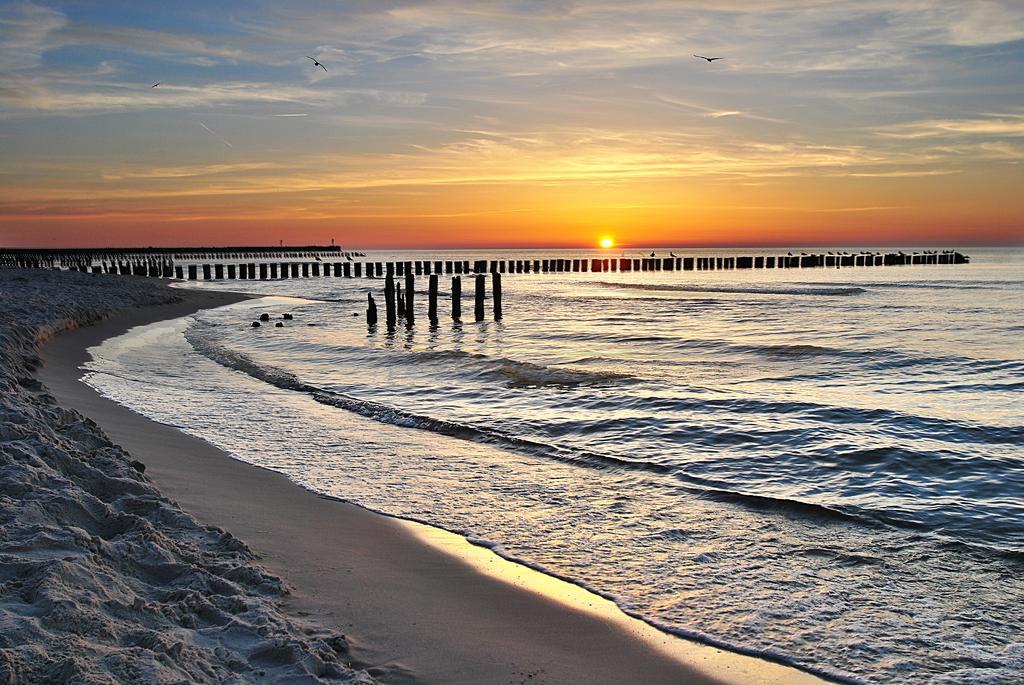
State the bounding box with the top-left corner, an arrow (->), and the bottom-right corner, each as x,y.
83,247 -> 1023,683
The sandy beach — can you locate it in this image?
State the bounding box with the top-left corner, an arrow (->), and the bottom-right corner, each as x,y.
4,270 -> 828,684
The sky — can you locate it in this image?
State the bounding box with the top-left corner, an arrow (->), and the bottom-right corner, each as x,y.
0,0 -> 1022,249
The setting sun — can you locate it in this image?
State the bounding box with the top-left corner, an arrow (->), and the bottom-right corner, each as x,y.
599,237 -> 615,249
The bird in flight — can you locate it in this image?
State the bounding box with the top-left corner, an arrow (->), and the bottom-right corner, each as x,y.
693,55 -> 724,62
306,56 -> 327,72
151,82 -> 160,88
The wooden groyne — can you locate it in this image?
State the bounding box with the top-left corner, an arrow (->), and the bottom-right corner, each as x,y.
0,246 -> 361,274
355,272 -> 503,330
0,248 -> 971,280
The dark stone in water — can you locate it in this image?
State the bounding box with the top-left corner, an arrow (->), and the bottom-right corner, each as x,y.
275,322 -> 283,328
283,313 -> 293,320
251,321 -> 261,328
259,313 -> 270,321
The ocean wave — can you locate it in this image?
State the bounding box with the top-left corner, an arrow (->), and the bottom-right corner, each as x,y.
185,326 -> 663,472
185,323 -> 1023,551
594,281 -> 867,296
800,279 -> 1022,291
746,343 -> 848,358
381,348 -> 635,388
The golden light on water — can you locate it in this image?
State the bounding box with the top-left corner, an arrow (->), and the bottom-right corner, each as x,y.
600,237 -> 615,249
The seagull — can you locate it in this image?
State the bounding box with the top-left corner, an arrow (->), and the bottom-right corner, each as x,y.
693,55 -> 724,62
151,83 -> 160,88
670,252 -> 678,257
306,56 -> 327,72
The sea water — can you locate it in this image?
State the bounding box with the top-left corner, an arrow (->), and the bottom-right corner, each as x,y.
84,247 -> 1024,683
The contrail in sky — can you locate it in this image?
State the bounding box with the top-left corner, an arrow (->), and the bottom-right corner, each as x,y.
199,121 -> 233,147
272,113 -> 308,117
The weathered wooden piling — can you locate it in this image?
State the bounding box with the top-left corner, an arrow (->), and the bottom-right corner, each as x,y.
452,276 -> 462,321
366,293 -> 378,326
475,274 -> 485,322
492,272 -> 502,320
428,274 -> 438,323
384,275 -> 397,330
405,272 -> 415,325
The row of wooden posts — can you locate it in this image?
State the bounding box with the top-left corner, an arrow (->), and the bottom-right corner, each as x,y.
6,249 -> 969,280
0,246 -> 358,270
366,272 -> 502,329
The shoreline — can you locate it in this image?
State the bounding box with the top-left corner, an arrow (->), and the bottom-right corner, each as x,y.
38,282 -> 829,684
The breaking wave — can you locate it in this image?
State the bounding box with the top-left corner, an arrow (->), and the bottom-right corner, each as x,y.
594,282 -> 867,296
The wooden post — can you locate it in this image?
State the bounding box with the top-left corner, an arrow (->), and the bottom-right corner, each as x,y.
492,272 -> 502,320
428,274 -> 438,323
367,293 -> 378,326
405,272 -> 415,326
475,274 -> 485,322
227,264 -> 236,279
202,264 -> 212,280
452,276 -> 462,321
396,282 -> 405,317
385,275 -> 397,330
188,265 -> 198,280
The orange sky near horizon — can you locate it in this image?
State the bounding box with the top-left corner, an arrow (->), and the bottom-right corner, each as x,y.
1,1 -> 1022,249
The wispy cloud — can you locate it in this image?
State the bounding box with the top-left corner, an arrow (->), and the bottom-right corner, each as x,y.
198,121 -> 233,148
876,114 -> 1024,139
